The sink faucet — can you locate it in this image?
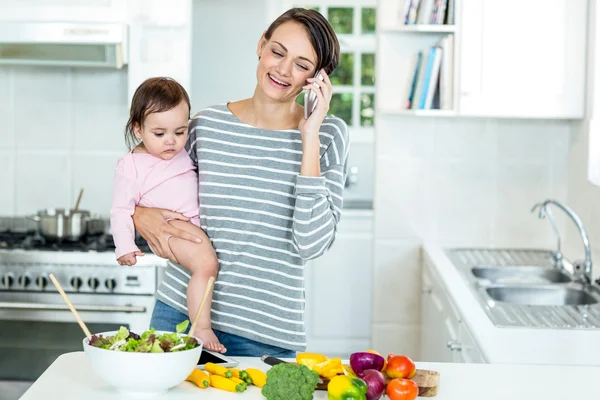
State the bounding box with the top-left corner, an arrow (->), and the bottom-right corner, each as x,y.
531,199 -> 593,284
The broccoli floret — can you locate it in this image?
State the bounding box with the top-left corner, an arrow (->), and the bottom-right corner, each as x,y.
261,363 -> 320,400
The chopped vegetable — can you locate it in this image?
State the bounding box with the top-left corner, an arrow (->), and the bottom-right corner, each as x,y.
88,320 -> 199,353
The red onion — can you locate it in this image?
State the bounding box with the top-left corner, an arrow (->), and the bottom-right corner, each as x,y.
349,352 -> 385,375
358,369 -> 386,400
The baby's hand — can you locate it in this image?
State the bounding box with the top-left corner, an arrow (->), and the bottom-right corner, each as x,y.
117,251 -> 145,266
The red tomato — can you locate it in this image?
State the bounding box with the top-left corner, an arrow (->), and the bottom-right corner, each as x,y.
386,378 -> 419,400
386,355 -> 416,379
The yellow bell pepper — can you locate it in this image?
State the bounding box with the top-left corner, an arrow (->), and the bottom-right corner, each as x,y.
296,352 -> 328,369
314,358 -> 344,379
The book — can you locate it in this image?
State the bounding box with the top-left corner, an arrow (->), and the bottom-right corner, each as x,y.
406,51 -> 424,109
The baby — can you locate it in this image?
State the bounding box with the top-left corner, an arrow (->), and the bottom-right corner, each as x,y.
110,77 -> 224,352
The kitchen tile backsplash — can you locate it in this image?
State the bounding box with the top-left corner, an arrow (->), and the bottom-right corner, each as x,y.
0,66 -> 128,216
14,67 -> 71,149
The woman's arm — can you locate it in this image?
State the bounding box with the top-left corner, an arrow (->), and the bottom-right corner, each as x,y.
132,207 -> 202,260
292,117 -> 349,260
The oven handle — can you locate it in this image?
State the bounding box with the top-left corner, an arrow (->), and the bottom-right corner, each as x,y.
0,302 -> 147,313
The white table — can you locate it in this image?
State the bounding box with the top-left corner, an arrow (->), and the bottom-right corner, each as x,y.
20,352 -> 600,399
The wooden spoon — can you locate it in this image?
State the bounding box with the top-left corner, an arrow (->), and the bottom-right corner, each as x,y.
189,276 -> 215,338
49,273 -> 92,338
73,188 -> 84,213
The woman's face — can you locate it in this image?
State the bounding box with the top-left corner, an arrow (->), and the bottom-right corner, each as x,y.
256,21 -> 318,103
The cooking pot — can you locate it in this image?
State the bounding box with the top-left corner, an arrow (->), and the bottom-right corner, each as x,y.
31,208 -> 91,241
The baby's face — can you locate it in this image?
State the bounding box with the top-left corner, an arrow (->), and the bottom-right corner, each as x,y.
135,101 -> 189,160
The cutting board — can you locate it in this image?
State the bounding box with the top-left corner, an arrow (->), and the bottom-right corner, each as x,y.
261,356 -> 440,397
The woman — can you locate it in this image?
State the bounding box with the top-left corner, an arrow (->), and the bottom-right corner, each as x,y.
133,8 -> 348,357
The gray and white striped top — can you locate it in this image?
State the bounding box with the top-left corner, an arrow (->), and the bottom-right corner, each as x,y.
155,104 -> 349,351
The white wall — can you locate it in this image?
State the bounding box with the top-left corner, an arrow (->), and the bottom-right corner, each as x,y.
372,117 -> 573,359
190,0 -> 268,109
566,0 -> 600,269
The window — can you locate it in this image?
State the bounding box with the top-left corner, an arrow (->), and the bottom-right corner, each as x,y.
283,1 -> 376,131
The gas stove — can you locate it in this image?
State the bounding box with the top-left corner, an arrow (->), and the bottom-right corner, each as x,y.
0,221 -> 166,296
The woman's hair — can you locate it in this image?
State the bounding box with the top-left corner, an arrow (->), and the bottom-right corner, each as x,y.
264,8 -> 340,75
124,77 -> 191,150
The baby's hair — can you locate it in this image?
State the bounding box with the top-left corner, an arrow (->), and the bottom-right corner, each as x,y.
125,77 -> 191,150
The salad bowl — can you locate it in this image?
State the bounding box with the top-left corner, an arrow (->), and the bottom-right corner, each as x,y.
82,322 -> 202,396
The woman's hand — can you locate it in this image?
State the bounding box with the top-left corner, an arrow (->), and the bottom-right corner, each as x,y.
298,69 -> 332,137
132,207 -> 202,261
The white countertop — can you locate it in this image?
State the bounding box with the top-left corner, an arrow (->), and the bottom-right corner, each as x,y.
424,242 -> 600,366
20,352 -> 600,399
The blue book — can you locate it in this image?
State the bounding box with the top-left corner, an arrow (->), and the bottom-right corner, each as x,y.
406,51 -> 423,109
419,47 -> 437,110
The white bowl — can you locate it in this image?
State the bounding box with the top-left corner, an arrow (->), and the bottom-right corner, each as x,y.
83,330 -> 203,397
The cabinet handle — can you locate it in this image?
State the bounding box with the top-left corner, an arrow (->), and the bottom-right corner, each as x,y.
446,340 -> 462,351
422,286 -> 432,294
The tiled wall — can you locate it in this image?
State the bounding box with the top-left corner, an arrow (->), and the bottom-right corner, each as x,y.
0,66 -> 129,216
566,120 -> 600,270
372,116 -> 574,359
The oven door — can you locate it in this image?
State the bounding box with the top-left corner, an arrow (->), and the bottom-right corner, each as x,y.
0,292 -> 155,384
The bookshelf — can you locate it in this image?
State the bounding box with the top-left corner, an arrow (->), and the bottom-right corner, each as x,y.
381,24 -> 456,33
376,0 -> 459,116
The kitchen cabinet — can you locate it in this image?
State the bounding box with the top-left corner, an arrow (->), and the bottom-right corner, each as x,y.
420,259 -> 485,363
459,0 -> 587,118
304,211 -> 373,357
457,320 -> 485,363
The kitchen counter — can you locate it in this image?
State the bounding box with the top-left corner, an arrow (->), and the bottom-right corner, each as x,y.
20,352 -> 600,399
424,242 -> 600,366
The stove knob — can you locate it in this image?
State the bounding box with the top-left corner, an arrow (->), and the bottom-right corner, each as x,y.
2,274 -> 14,289
17,275 -> 31,288
88,278 -> 100,290
105,278 -> 117,292
70,277 -> 83,291
36,276 -> 48,289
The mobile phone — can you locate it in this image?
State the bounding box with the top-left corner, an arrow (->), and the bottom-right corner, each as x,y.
196,349 -> 239,369
304,72 -> 324,120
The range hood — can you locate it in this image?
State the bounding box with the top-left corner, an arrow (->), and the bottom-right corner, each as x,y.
0,22 -> 128,69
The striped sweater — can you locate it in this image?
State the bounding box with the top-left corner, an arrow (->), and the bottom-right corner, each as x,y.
155,104 -> 349,351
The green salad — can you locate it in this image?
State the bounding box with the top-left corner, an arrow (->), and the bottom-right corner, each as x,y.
88,320 -> 199,353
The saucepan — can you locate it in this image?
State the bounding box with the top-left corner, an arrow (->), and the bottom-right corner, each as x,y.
31,208 -> 91,241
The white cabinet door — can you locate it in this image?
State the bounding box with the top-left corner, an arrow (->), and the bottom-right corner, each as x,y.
456,321 -> 486,363
420,262 -> 459,362
304,213 -> 373,356
459,0 -> 587,118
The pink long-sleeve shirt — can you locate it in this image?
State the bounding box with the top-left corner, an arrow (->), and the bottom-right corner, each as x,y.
110,150 -> 200,259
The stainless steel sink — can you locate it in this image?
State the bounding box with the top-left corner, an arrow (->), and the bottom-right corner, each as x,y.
445,248 -> 600,329
471,266 -> 572,284
486,285 -> 599,306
